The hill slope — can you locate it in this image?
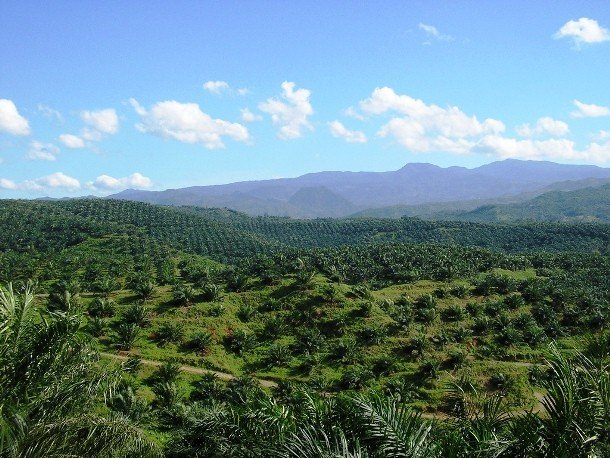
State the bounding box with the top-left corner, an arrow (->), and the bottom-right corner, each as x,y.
457,183 -> 610,223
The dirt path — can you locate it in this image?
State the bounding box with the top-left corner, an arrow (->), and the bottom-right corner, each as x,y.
100,351 -> 278,388
101,353 -> 546,417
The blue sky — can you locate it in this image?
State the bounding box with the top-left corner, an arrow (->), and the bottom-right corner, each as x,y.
1,1 -> 610,197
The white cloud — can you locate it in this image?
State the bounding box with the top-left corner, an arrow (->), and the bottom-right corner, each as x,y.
259,81 -> 314,139
0,99 -> 31,136
59,134 -> 86,149
418,23 -> 454,41
130,98 -> 250,149
571,100 -> 610,118
236,88 -> 249,96
37,104 -> 63,123
26,141 -> 60,161
22,172 -> 81,192
359,87 -> 504,153
57,107 -> 118,150
81,108 -> 119,134
89,172 -> 153,191
595,130 -> 610,141
328,120 -> 367,143
516,117 -> 570,137
80,128 -> 103,141
203,81 -> 230,94
0,178 -> 17,190
344,106 -> 365,120
240,108 -> 262,122
473,135 -> 610,163
554,18 -> 610,46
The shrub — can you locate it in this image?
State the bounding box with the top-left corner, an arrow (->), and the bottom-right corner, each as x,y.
340,366 -> 374,390
200,283 -> 222,302
154,322 -> 185,346
190,373 -> 225,403
441,304 -> 466,322
225,329 -> 256,356
446,349 -> 468,369
188,330 -> 213,354
237,302 -> 256,322
116,323 -> 139,350
122,303 -> 150,327
87,297 -> 115,318
265,343 -> 291,367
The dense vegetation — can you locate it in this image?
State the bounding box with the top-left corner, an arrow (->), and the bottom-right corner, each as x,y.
1,198 -> 610,456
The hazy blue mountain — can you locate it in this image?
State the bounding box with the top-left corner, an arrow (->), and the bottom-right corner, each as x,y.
109,159 -> 610,218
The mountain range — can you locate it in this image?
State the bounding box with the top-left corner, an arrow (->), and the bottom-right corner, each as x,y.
109,159 -> 610,219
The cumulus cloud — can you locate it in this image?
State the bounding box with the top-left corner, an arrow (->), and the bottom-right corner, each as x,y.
57,107 -> 119,149
19,172 -> 81,192
259,82 -> 314,139
0,178 -> 17,190
240,108 -> 262,122
516,117 -> 570,137
554,18 -> 610,46
571,100 -> 610,118
81,108 -> 119,134
328,121 -> 367,143
359,87 -> 504,153
26,141 -> 60,161
418,23 -> 454,42
0,99 -> 31,136
88,172 -> 153,191
203,81 -> 230,94
59,134 -> 86,149
473,135 -> 610,163
130,98 -> 250,149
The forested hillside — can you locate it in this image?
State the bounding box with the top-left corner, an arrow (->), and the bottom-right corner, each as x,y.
457,183 -> 610,223
2,198 -> 610,456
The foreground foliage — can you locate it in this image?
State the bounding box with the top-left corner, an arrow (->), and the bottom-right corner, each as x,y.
0,283 -> 159,457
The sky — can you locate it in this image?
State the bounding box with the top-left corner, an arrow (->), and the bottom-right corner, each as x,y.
1,1 -> 610,197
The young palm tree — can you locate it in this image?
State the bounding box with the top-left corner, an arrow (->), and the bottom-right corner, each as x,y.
0,283 -> 160,457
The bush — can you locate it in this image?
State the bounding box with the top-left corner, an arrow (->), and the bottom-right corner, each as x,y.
294,327 -> 325,355
116,323 -> 139,350
489,372 -> 513,391
122,303 -> 150,327
265,343 -> 291,367
357,325 -> 387,345
88,317 -> 107,337
446,349 -> 467,369
87,297 -> 115,318
450,284 -> 469,298
152,361 -> 181,385
190,373 -> 224,403
225,329 -> 256,356
441,304 -> 466,322
200,282 -> 222,302
208,303 -> 225,317
237,302 -> 256,322
154,322 -> 185,346
188,330 -> 213,354
340,366 -> 374,390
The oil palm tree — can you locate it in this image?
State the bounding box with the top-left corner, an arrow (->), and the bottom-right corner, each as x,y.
0,282 -> 159,457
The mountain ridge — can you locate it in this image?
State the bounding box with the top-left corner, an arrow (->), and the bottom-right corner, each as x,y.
109,159 -> 610,218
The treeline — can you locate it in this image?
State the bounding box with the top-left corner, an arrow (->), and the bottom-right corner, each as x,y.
5,200 -> 610,265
